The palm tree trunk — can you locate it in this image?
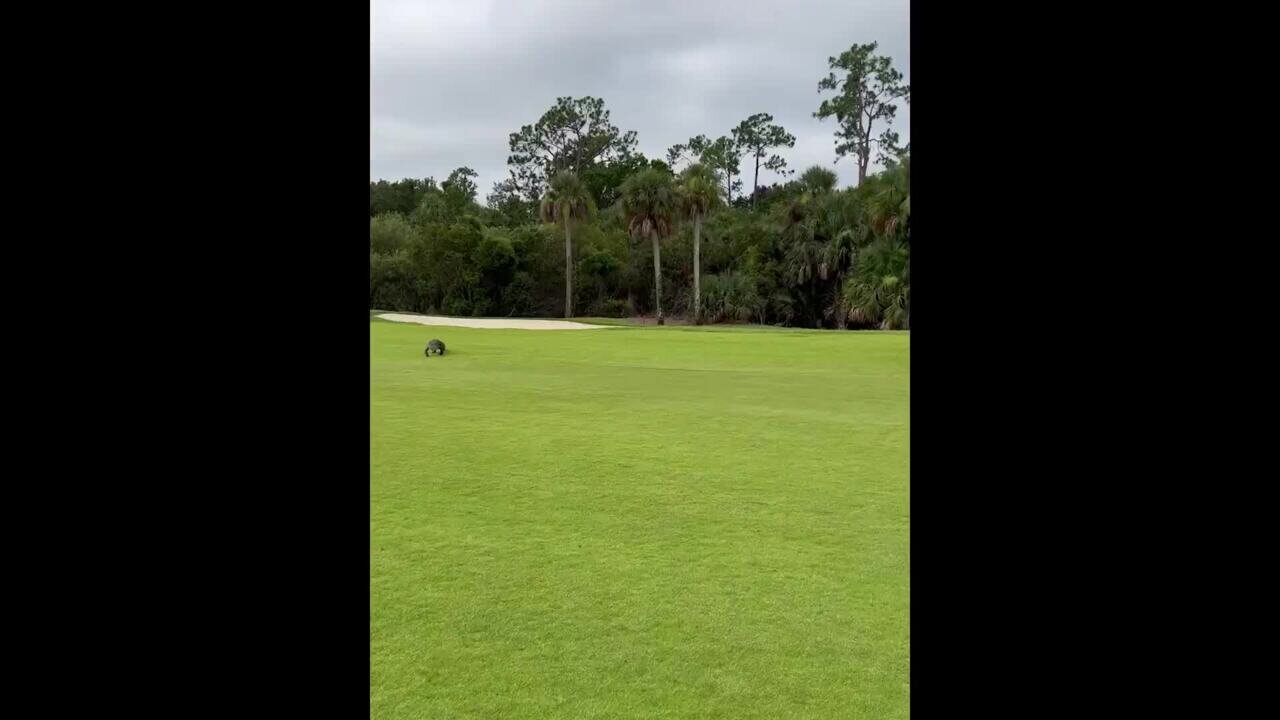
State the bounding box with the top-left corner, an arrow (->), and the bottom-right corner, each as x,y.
693,214 -> 702,325
564,222 -> 573,317
652,230 -> 663,324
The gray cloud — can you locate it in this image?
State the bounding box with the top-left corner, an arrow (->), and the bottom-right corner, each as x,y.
371,0 -> 909,195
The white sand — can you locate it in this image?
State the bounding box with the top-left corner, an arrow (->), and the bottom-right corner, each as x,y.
375,313 -> 611,330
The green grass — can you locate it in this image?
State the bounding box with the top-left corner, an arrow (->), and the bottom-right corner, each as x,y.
371,320 -> 909,718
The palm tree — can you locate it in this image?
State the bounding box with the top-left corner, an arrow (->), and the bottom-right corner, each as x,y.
842,236 -> 909,329
862,157 -> 909,326
866,157 -> 909,243
677,163 -> 724,324
780,174 -> 865,328
540,171 -> 596,318
620,168 -> 677,324
778,188 -> 824,327
814,191 -> 866,328
798,165 -> 838,195
793,165 -> 850,284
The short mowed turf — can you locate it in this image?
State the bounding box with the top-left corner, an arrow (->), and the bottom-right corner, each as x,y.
370,319 -> 909,719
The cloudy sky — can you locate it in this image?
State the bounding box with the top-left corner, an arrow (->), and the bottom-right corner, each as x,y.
371,0 -> 909,196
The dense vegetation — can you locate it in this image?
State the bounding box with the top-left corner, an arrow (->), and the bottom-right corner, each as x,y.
370,43 -> 910,329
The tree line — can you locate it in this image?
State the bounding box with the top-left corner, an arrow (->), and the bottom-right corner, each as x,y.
370,42 -> 910,329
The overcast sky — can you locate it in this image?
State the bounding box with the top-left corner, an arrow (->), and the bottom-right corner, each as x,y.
371,0 -> 909,196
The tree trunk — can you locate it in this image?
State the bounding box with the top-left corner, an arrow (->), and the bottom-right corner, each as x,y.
835,275 -> 848,330
860,116 -> 873,186
693,214 -> 702,325
652,230 -> 663,324
752,153 -> 760,207
564,222 -> 573,317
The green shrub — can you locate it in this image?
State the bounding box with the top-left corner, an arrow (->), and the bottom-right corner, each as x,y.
370,213 -> 414,254
590,298 -> 630,317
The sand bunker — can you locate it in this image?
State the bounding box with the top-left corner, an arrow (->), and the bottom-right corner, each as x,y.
375,314 -> 611,330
